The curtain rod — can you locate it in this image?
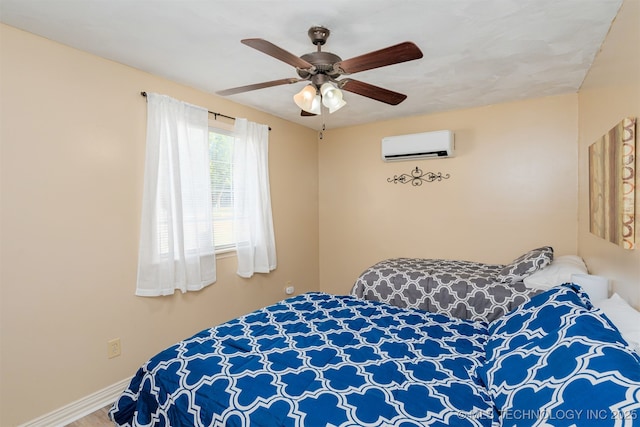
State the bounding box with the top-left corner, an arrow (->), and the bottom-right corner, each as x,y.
140,91 -> 236,122
140,92 -> 271,130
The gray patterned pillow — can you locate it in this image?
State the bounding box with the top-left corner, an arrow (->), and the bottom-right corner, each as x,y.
497,246 -> 553,284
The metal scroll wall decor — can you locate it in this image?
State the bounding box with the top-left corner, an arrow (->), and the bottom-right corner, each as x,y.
588,117 -> 636,250
387,166 -> 450,186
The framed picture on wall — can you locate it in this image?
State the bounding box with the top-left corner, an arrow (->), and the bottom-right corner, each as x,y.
589,117 -> 636,250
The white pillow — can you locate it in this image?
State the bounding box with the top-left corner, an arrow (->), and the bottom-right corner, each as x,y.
523,255 -> 588,290
595,293 -> 640,354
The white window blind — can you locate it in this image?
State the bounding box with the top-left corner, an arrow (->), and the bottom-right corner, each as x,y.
209,126 -> 236,252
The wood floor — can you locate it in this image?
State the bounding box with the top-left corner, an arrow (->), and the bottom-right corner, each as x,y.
66,405 -> 113,427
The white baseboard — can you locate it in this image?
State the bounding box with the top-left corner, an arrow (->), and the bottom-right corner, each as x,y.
18,377 -> 131,427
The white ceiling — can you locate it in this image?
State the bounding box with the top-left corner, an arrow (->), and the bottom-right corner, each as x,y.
0,0 -> 623,130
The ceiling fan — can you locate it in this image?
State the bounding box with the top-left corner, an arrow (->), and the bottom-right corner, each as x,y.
216,26 -> 423,116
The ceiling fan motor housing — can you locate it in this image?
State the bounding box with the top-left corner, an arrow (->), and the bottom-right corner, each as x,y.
298,51 -> 342,80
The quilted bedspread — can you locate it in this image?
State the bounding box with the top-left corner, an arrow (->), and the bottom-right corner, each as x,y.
351,258 -> 539,322
110,292 -> 494,427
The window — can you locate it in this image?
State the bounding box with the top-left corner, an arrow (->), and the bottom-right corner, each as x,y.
209,123 -> 235,252
138,95 -> 275,295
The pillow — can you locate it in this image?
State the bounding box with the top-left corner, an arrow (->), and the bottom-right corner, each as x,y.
480,285 -> 640,425
596,293 -> 640,354
496,246 -> 553,284
523,255 -> 588,290
484,284 -> 592,361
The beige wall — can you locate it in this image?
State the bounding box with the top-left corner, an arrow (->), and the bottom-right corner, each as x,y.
318,94 -> 580,295
577,0 -> 640,307
0,24 -> 319,426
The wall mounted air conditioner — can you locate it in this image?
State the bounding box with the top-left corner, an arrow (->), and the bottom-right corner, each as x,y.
381,130 -> 455,161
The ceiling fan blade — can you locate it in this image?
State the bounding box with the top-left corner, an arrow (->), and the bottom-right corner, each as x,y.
242,38 -> 314,70
216,78 -> 303,96
300,110 -> 317,117
339,79 -> 407,105
334,42 -> 423,74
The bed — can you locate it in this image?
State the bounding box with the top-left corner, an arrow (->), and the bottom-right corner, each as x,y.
110,284 -> 640,427
350,247 -> 559,322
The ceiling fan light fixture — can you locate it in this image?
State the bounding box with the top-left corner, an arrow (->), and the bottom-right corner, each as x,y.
320,82 -> 346,113
294,85 -> 321,114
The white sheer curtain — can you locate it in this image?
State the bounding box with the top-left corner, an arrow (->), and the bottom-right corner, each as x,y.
136,93 -> 216,296
233,118 -> 277,278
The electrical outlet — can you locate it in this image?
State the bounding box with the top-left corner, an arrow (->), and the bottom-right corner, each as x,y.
107,338 -> 121,359
285,282 -> 295,295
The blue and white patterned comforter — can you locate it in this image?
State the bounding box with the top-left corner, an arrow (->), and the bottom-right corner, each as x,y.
110,292 -> 494,427
111,286 -> 640,427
